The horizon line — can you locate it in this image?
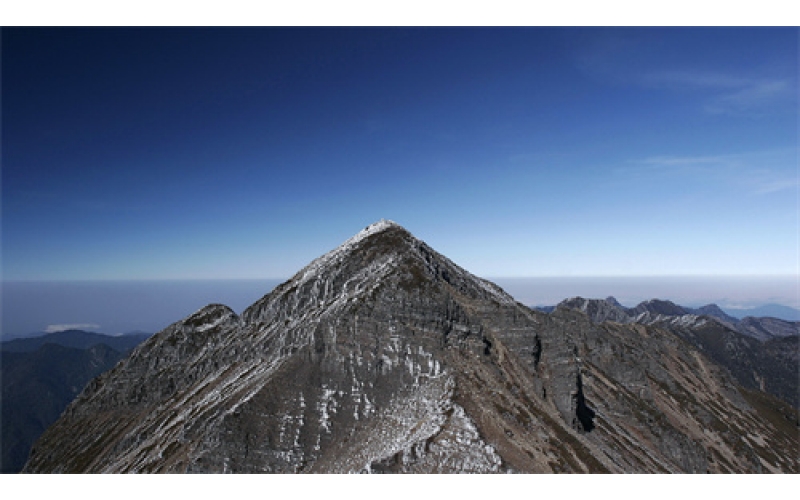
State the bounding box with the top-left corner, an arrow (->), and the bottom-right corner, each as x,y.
3,273 -> 798,283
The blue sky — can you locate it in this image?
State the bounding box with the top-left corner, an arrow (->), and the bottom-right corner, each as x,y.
2,27 -> 797,280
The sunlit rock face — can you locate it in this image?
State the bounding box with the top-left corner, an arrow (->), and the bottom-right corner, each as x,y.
24,221 -> 799,473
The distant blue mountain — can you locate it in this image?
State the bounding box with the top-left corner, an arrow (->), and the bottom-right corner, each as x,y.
0,330 -> 150,353
723,304 -> 800,322
535,300 -> 800,323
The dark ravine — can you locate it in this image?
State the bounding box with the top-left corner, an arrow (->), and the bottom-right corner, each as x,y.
24,221 -> 799,473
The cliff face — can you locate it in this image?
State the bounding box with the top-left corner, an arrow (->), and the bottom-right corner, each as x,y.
24,221 -> 799,473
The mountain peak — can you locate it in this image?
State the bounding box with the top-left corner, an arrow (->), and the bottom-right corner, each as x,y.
352,219 -> 402,241
632,299 -> 687,317
556,296 -> 630,323
295,219 -> 409,281
242,220 -> 514,325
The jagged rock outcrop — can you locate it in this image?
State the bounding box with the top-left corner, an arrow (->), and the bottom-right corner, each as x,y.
24,221 -> 799,473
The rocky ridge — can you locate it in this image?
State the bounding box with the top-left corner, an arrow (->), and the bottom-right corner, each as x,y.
24,221 -> 799,473
556,296 -> 799,341
556,297 -> 799,408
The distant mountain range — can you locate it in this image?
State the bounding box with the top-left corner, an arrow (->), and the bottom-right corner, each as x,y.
535,297 -> 799,341
1,330 -> 149,353
1,330 -> 150,473
21,221 -> 799,473
724,303 -> 800,321
550,296 -> 799,408
534,302 -> 800,322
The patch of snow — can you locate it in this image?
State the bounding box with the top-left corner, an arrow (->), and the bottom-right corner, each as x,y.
319,385 -> 338,433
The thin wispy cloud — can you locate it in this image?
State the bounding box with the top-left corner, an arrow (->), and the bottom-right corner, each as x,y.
617,153 -> 742,176
705,80 -> 792,115
640,154 -> 734,167
641,71 -> 751,89
45,323 -> 100,333
642,70 -> 794,116
622,150 -> 796,196
750,177 -> 798,195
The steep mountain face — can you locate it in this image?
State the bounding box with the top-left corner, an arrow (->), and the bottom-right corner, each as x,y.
24,221 -> 799,473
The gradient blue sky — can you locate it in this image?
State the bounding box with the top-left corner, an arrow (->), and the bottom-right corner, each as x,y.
2,27 -> 797,280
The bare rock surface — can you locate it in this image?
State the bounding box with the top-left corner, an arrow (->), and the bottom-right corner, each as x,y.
24,221 -> 799,473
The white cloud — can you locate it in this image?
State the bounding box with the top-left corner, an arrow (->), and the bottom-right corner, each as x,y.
45,323 -> 100,333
